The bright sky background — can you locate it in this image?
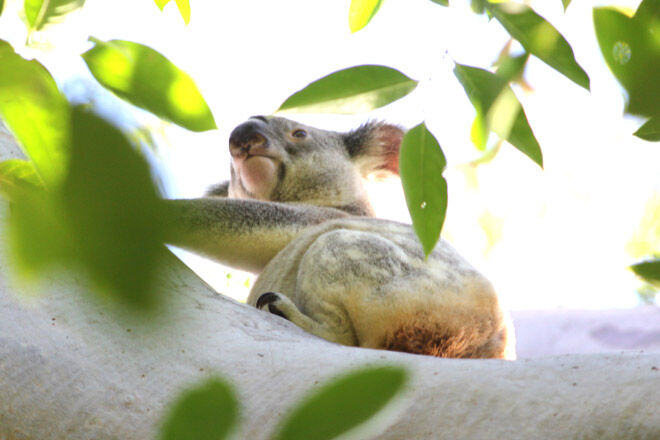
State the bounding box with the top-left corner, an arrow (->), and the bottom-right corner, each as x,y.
0,0 -> 658,309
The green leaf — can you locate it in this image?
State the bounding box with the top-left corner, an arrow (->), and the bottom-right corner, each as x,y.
593,6 -> 660,117
7,185 -> 74,276
495,52 -> 529,83
562,0 -> 571,11
82,38 -> 216,132
24,0 -> 85,32
174,0 -> 190,24
154,0 -> 170,10
470,114 -> 489,151
471,0 -> 486,14
60,107 -> 167,308
634,117 -> 660,141
0,159 -> 44,195
349,0 -> 382,33
159,377 -> 239,440
631,259 -> 660,286
277,65 -> 418,114
454,63 -> 543,167
5,107 -> 168,309
486,2 -> 590,90
154,0 -> 189,23
0,40 -> 70,187
430,0 -> 449,6
399,123 -> 448,257
0,0 -> 5,16
273,365 -> 408,440
634,0 -> 660,23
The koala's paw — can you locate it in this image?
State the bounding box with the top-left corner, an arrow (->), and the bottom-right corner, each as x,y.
256,292 -> 288,320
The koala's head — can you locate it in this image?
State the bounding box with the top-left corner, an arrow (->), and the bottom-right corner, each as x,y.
212,116 -> 403,216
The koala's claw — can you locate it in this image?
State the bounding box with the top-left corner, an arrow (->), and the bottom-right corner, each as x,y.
256,291 -> 279,309
256,292 -> 288,319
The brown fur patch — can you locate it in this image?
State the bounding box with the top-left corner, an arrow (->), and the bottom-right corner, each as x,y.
373,124 -> 403,175
381,321 -> 507,359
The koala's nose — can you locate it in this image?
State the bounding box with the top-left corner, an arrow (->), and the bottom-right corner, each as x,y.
229,120 -> 268,157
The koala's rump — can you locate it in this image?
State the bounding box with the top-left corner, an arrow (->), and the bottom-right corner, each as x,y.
250,218 -> 513,359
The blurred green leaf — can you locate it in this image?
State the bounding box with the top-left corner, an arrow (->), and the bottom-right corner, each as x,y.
626,193 -> 660,260
486,2 -> 590,90
153,0 -> 189,23
24,0 -> 85,32
82,38 -> 216,131
399,123 -> 448,257
562,0 -> 571,11
60,107 -> 166,308
277,65 -> 418,114
174,0 -> 190,24
0,40 -> 70,187
5,107 -> 168,309
454,63 -> 543,167
594,5 -> 660,117
430,0 -> 449,6
0,0 -> 5,16
0,159 -> 44,195
634,117 -> 660,141
274,365 -> 408,440
7,185 -> 73,275
631,259 -> 660,286
495,52 -> 529,83
159,377 -> 239,440
349,0 -> 382,33
470,113 -> 489,150
471,0 -> 485,14
634,0 -> 660,22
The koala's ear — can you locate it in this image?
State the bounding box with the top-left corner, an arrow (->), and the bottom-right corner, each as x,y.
343,122 -> 404,176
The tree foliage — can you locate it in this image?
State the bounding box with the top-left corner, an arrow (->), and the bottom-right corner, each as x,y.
3,0 -> 658,297
24,0 -> 85,34
82,38 -> 216,132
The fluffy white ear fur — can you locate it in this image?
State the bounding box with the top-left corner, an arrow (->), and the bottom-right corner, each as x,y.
345,123 -> 404,177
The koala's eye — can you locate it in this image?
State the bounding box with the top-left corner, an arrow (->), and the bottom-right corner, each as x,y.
292,129 -> 307,139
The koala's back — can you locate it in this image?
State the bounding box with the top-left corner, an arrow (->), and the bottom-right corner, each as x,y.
248,217 -> 515,359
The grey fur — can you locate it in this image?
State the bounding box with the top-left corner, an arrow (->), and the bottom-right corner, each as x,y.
206,181 -> 229,197
166,116 -> 515,358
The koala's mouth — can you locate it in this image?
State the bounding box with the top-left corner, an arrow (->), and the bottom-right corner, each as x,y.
230,149 -> 275,164
236,153 -> 278,171
245,153 -> 275,160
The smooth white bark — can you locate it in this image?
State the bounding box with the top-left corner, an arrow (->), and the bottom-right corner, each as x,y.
1,127 -> 660,439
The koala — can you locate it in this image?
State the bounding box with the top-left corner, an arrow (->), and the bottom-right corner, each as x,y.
166,116 -> 515,359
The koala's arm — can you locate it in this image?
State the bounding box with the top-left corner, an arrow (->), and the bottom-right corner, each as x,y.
162,198 -> 349,273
